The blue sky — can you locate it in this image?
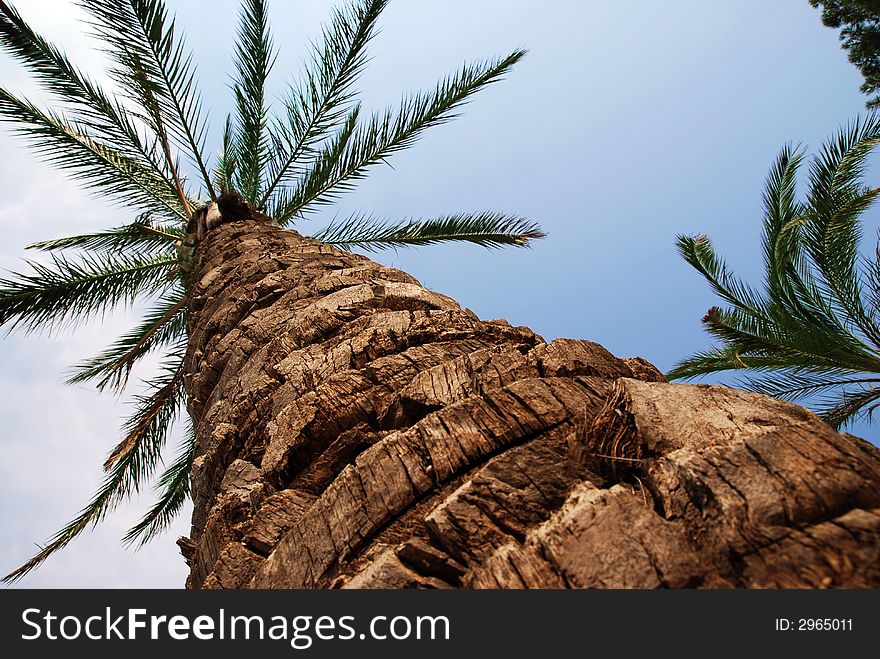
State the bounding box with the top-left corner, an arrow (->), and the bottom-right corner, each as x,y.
0,0 -> 874,587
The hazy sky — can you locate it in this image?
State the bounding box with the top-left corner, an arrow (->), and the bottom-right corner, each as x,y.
0,0 -> 875,588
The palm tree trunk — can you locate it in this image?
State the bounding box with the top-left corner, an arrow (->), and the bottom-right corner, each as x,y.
179,210 -> 880,589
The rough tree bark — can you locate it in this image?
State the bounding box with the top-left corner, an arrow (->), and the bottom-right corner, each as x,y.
177,207 -> 880,589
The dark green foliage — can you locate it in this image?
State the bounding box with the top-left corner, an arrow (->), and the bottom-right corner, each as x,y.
670,116 -> 880,430
0,0 -> 540,581
811,0 -> 880,107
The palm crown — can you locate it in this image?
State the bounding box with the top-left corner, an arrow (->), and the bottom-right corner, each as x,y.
670,115 -> 880,431
0,0 -> 543,582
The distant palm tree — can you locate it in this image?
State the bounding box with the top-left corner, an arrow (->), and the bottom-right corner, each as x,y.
670,116 -> 880,430
0,0 -> 542,580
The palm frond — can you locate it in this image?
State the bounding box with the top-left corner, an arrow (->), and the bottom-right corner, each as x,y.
0,86 -> 186,219
676,234 -> 768,317
0,0 -> 110,111
679,229 -> 873,367
123,421 -> 194,547
80,0 -> 215,199
259,0 -> 387,209
801,116 -> 880,344
2,349 -> 185,584
101,347 -> 185,471
0,0 -> 181,204
820,384 -> 880,430
267,102 -> 360,220
214,114 -> 237,194
697,307 -> 799,360
272,51 -> 525,224
232,0 -> 274,205
668,344 -> 807,381
761,143 -> 806,300
313,211 -> 546,252
0,252 -> 177,333
137,72 -> 194,216
67,290 -> 187,392
673,117 -> 880,426
808,115 -> 880,214
704,305 -> 875,371
866,234 -> 880,319
744,368 -> 880,403
27,215 -> 183,256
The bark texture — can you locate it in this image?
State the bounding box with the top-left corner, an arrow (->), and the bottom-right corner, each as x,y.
180,215 -> 880,589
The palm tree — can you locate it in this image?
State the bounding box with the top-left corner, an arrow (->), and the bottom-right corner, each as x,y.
0,0 -> 543,581
670,116 -> 880,430
145,176 -> 880,590
4,1 -> 880,590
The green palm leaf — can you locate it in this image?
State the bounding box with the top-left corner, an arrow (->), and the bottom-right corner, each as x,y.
214,115 -> 238,194
675,234 -> 767,317
0,252 -> 177,333
313,212 -> 546,251
260,0 -> 387,209
0,0 -> 178,192
0,0 -> 110,110
123,422 -> 194,546
745,368 -> 880,403
271,50 -> 527,224
27,216 -> 182,256
67,290 -> 187,392
822,384 -> 880,429
802,117 -> 880,344
761,143 -> 806,304
0,87 -> 186,219
81,0 -> 215,200
232,0 -> 274,205
672,116 -> 880,429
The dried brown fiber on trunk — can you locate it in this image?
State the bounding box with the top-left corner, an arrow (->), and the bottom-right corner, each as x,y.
179,206 -> 880,589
